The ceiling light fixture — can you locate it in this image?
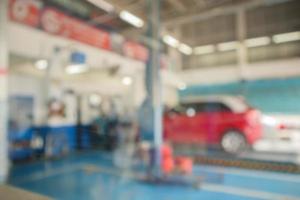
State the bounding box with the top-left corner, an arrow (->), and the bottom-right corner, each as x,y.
178,43 -> 193,55
245,37 -> 271,47
163,35 -> 180,48
178,83 -> 187,90
65,64 -> 88,74
194,45 -> 215,55
35,59 -> 48,70
122,76 -> 133,86
119,10 -> 144,28
87,0 -> 115,13
273,31 -> 300,44
217,41 -> 238,51
89,94 -> 102,106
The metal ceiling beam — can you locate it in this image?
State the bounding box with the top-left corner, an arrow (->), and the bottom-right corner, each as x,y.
163,0 -> 293,27
88,13 -> 116,25
165,0 -> 187,12
193,0 -> 206,8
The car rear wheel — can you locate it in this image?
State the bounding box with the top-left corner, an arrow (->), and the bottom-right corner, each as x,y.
221,131 -> 247,154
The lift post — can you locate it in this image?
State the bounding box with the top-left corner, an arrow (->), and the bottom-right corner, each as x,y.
0,0 -> 9,183
146,0 -> 162,176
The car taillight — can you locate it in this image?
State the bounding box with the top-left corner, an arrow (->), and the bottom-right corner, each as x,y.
246,109 -> 261,125
278,124 -> 286,130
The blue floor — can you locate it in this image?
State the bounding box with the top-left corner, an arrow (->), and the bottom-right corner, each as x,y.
8,151 -> 300,200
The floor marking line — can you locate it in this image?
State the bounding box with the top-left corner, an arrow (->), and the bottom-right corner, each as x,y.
202,183 -> 300,200
81,164 -> 300,200
13,164 -> 85,184
195,165 -> 300,183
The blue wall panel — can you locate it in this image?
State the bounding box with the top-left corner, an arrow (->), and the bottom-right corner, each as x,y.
179,77 -> 300,114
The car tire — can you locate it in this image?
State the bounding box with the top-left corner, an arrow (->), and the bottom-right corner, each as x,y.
221,130 -> 247,154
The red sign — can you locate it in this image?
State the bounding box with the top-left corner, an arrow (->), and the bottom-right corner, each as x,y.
9,1 -> 148,62
41,8 -> 111,50
123,41 -> 149,62
0,68 -> 7,76
9,0 -> 41,27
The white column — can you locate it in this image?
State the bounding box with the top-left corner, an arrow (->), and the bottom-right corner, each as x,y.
236,9 -> 248,79
0,0 -> 9,183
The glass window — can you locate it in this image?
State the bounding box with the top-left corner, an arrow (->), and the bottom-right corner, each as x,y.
182,102 -> 232,113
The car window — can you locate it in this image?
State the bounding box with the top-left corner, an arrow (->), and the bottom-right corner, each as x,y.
182,102 -> 232,113
203,102 -> 232,112
218,103 -> 232,112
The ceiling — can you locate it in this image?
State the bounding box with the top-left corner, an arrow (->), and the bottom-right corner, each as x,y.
84,0 -> 299,42
46,0 -> 248,36
40,0 -> 300,69
46,0 -> 300,45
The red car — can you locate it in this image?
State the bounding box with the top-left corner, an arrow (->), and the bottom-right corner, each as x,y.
164,96 -> 262,153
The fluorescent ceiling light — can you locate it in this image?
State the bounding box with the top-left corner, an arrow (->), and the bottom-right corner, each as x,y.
35,59 -> 48,70
178,43 -> 192,55
217,41 -> 238,51
273,31 -> 300,44
122,76 -> 132,86
194,45 -> 215,55
65,64 -> 88,74
186,108 -> 196,117
245,37 -> 271,47
163,35 -> 179,48
119,10 -> 144,28
89,94 -> 102,106
178,83 -> 187,90
87,0 -> 114,13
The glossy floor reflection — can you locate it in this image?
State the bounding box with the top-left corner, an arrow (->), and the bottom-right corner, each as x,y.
8,151 -> 300,200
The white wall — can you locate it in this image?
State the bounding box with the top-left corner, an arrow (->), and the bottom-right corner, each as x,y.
163,85 -> 178,106
8,21 -> 182,125
8,22 -> 145,77
179,58 -> 300,86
